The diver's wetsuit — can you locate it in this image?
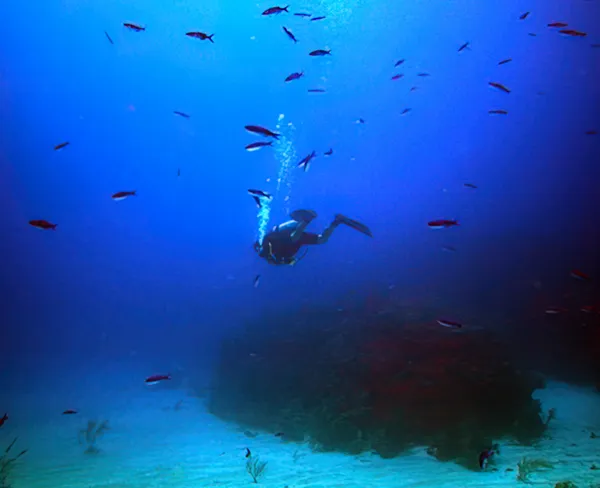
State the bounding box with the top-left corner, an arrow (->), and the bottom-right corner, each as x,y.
256,210 -> 372,266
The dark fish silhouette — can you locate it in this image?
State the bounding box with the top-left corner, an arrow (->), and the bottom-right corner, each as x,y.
489,81 -> 510,93
245,125 -> 280,138
262,6 -> 289,15
297,150 -> 317,172
309,49 -> 331,56
54,141 -> 69,151
123,23 -> 145,32
245,141 -> 273,152
111,191 -> 136,201
285,71 -> 304,82
437,319 -> 463,329
458,41 -> 470,52
248,188 -> 273,200
186,32 -> 214,43
29,220 -> 57,230
282,26 -> 298,43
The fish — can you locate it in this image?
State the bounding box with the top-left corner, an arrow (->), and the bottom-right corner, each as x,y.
62,410 -> 78,415
585,130 -> 597,135
308,88 -> 326,93
245,125 -> 280,138
145,374 -> 171,385
464,183 -> 478,189
29,220 -> 57,230
0,413 -> 7,427
104,31 -> 114,44
173,111 -> 190,118
309,49 -> 331,56
489,81 -> 510,93
570,269 -> 591,281
545,307 -> 568,314
498,58 -> 512,65
123,23 -> 145,32
591,44 -> 600,48
519,12 -> 530,20
274,432 -> 285,437
428,219 -> 459,229
253,275 -> 261,288
111,191 -> 136,201
394,59 -> 405,67
581,305 -> 599,314
262,6 -> 289,15
324,148 -> 333,156
458,41 -> 470,52
442,245 -> 457,252
177,168 -> 181,177
410,86 -> 418,91
417,72 -> 430,77
528,33 -> 537,37
437,319 -> 462,329
559,29 -> 587,37
285,71 -> 304,82
245,141 -> 273,152
488,109 -> 508,115
391,74 -> 404,80
245,448 -> 252,458
294,13 -> 311,17
186,32 -> 214,42
547,22 -> 568,28
248,189 -> 273,200
282,26 -> 298,43
297,150 -> 317,172
479,445 -> 499,469
400,108 -> 411,115
356,118 -> 365,124
54,141 -> 69,151
311,16 -> 326,21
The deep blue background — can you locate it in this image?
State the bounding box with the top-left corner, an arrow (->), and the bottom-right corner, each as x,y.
1,0 -> 599,389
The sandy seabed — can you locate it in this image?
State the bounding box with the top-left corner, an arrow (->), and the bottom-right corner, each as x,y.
3,380 -> 599,488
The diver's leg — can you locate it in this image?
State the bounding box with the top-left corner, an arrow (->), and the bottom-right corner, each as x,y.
315,218 -> 342,244
289,209 -> 317,242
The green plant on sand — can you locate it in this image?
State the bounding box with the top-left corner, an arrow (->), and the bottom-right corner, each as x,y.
78,419 -> 110,454
516,457 -> 554,482
554,482 -> 577,488
0,438 -> 28,488
246,455 -> 267,483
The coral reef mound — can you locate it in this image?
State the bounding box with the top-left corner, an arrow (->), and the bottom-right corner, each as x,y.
207,306 -> 546,470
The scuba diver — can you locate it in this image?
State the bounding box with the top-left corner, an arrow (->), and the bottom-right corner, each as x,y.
254,209 -> 372,266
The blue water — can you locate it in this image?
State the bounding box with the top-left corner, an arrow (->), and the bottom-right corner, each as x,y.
1,0 -> 599,486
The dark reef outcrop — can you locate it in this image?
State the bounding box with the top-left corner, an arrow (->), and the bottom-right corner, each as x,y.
207,306 -> 547,470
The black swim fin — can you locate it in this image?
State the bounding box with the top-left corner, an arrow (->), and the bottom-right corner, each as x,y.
335,214 -> 373,237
